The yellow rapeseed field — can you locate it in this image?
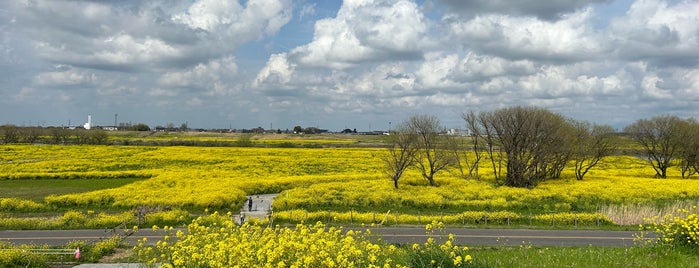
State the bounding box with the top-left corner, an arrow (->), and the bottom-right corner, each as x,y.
2,144 -> 699,226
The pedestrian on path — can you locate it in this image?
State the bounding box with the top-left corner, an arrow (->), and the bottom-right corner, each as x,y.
248,196 -> 253,211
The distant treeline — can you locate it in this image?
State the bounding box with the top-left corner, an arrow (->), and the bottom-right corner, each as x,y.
0,125 -> 363,148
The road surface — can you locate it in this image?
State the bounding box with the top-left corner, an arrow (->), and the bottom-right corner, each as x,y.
0,194 -> 641,247
0,227 -> 639,247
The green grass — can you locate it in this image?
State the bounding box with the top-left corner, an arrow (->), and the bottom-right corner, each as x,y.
469,245 -> 699,267
0,178 -> 144,201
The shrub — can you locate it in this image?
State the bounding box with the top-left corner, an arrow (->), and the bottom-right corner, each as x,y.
68,236 -> 124,263
144,209 -> 191,226
406,221 -> 474,268
637,206 -> 699,251
0,243 -> 50,268
0,198 -> 46,212
61,210 -> 88,227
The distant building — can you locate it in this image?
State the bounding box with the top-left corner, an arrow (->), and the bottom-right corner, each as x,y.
447,128 -> 470,136
83,115 -> 92,130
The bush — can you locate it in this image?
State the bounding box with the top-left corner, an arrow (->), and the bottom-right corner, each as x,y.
637,206 -> 699,251
406,221 -> 474,268
144,209 -> 191,226
0,198 -> 46,212
0,243 -> 50,268
68,236 -> 124,263
61,211 -> 88,227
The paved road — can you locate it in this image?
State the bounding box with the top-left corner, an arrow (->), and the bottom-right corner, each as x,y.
0,194 -> 641,247
0,227 -> 639,247
370,227 -> 639,247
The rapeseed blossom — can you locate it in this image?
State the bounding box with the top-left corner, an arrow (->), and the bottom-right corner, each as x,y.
136,214 -> 473,267
637,207 -> 699,250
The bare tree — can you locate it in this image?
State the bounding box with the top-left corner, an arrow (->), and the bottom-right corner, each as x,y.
407,115 -> 453,186
50,127 -> 71,144
624,115 -> 684,178
475,106 -> 571,187
0,125 -> 19,144
570,120 -> 617,180
89,129 -> 109,144
450,111 -> 485,180
477,112 -> 505,182
22,127 -> 42,144
676,118 -> 699,178
381,123 -> 418,189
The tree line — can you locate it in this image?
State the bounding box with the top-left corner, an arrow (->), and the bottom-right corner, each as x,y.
382,106 -> 699,189
0,125 -> 110,145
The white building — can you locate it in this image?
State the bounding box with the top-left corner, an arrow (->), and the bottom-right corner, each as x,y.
83,115 -> 92,130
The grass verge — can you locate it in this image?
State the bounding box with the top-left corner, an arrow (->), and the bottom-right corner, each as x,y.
470,245 -> 699,268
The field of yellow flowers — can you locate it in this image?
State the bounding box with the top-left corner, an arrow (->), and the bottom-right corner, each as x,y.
135,213 -> 473,268
2,142 -> 699,228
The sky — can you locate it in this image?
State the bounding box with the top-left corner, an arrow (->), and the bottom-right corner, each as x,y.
1,0 -> 698,131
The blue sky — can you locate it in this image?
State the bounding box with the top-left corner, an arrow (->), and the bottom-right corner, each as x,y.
1,0 -> 697,131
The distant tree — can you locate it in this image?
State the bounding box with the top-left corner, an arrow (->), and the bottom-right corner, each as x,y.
407,114 -> 454,186
75,129 -> 90,144
128,123 -> 150,131
21,127 -> 42,144
474,106 -> 572,187
1,125 -> 20,144
381,122 -> 418,189
180,123 -> 188,131
50,127 -> 71,144
293,126 -> 303,133
624,115 -> 684,178
89,129 -> 109,144
676,118 -> 699,178
570,120 -> 617,180
303,127 -> 320,134
235,134 -> 255,147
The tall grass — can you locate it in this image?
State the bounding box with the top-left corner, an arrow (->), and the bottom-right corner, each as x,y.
600,200 -> 699,225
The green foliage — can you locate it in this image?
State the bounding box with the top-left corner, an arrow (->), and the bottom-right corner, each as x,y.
234,134 -> 255,147
471,245 -> 698,268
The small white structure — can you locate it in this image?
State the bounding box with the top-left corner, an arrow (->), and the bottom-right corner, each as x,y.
83,115 -> 92,130
447,128 -> 470,136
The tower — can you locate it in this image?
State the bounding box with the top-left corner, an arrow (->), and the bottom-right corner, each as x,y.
83,115 -> 92,130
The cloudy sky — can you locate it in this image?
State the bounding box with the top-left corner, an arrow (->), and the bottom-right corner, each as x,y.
1,0 -> 697,131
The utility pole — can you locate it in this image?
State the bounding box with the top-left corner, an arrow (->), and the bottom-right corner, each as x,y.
114,114 -> 118,129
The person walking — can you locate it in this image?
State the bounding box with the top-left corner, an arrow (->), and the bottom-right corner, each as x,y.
247,196 -> 253,211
